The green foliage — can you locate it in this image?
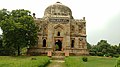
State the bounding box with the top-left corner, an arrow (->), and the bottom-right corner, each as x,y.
65,56 -> 117,67
89,52 -> 96,56
56,44 -> 59,51
0,56 -> 50,67
0,35 -> 15,55
117,44 -> 120,54
87,42 -> 91,50
96,52 -> 104,56
0,49 -> 15,56
0,35 -> 3,48
89,40 -> 120,57
104,53 -> 113,57
0,9 -> 38,55
104,54 -> 109,57
97,40 -> 110,53
82,56 -> 88,62
116,58 -> 120,67
114,54 -> 119,58
0,9 -> 10,21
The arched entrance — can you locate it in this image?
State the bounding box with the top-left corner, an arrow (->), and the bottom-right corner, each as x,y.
43,39 -> 46,47
55,40 -> 62,51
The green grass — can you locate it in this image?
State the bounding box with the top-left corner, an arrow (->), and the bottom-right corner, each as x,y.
65,56 -> 117,67
0,56 -> 117,67
0,56 -> 50,67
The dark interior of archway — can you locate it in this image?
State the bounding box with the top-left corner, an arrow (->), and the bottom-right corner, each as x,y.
57,31 -> 60,36
55,40 -> 62,51
43,39 -> 46,47
71,40 -> 74,48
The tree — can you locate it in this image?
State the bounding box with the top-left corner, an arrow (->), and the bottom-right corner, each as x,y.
117,43 -> 120,54
97,40 -> 111,53
0,9 -> 38,55
0,9 -> 10,21
0,35 -> 3,48
87,42 -> 91,50
89,45 -> 98,56
89,40 -> 120,57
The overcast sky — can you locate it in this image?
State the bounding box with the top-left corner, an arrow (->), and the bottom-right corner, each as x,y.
0,0 -> 120,45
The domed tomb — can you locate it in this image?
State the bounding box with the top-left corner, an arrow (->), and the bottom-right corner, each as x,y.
44,2 -> 73,18
27,2 -> 88,56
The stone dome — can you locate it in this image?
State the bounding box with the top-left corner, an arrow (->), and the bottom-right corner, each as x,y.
44,2 -> 73,19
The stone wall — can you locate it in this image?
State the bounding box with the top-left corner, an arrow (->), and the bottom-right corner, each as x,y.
27,47 -> 53,55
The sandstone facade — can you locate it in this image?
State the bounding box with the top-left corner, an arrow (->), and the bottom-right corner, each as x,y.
27,2 -> 89,56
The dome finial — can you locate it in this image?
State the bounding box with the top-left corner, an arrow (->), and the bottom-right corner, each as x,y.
56,1 -> 62,4
56,1 -> 60,3
33,13 -> 36,19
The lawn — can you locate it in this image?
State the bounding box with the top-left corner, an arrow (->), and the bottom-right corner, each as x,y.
0,56 -> 50,67
0,56 -> 117,67
65,56 -> 117,67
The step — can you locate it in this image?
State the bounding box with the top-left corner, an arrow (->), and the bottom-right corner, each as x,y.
52,51 -> 65,56
53,51 -> 64,53
51,56 -> 65,60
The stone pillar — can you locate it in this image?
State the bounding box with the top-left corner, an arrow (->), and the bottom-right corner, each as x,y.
47,23 -> 52,48
75,37 -> 79,48
83,38 -> 87,49
38,36 -> 42,48
65,23 -> 70,48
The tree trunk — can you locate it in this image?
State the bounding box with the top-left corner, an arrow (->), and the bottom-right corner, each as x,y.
18,46 -> 20,56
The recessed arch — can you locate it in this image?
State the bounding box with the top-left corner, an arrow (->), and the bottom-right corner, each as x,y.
54,24 -> 64,29
71,40 -> 74,48
55,40 -> 62,51
43,39 -> 46,47
57,31 -> 60,36
70,25 -> 75,32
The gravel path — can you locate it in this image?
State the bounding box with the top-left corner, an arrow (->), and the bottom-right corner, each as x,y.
47,60 -> 66,67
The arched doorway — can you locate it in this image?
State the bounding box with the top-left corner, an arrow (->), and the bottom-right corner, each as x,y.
55,40 -> 62,51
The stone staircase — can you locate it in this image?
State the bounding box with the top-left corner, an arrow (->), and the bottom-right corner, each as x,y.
51,51 -> 65,60
47,51 -> 69,60
51,56 -> 65,60
52,51 -> 65,56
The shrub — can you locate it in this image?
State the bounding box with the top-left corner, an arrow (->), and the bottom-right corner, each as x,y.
105,53 -> 113,57
109,53 -> 114,57
114,54 -> 119,58
89,52 -> 96,56
97,52 -> 104,56
105,54 -> 110,57
82,56 -> 88,62
0,49 -> 15,56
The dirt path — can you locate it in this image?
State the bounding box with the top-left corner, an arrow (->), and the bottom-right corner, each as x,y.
47,60 -> 66,67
